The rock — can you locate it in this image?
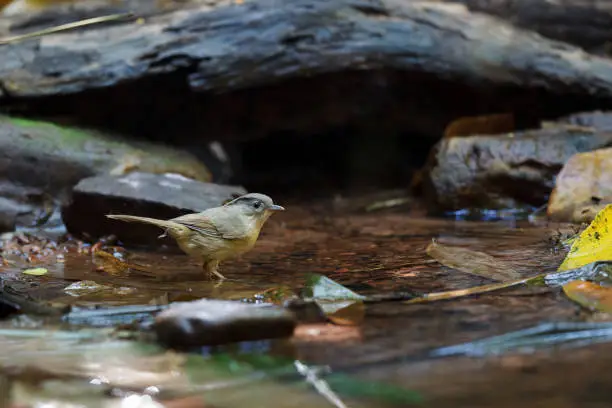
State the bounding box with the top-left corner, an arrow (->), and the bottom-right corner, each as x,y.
0,196 -> 26,232
0,115 -> 213,232
422,126 -> 612,212
435,0 -> 612,54
61,172 -> 246,246
547,148 -> 612,223
153,299 -> 297,349
554,110 -> 612,132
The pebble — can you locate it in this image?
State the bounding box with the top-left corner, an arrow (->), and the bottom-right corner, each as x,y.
153,299 -> 297,349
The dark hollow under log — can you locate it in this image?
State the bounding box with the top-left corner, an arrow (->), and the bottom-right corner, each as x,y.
2,0 -> 612,144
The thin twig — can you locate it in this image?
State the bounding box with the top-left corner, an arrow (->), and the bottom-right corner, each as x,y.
0,12 -> 136,45
294,361 -> 348,408
403,273 -> 546,304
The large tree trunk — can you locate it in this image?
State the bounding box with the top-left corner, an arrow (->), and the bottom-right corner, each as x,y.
2,0 -> 612,142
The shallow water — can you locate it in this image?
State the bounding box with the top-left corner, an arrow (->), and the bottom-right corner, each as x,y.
0,206 -> 608,407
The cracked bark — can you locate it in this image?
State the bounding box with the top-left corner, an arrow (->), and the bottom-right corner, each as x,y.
1,0 -> 612,142
437,0 -> 612,53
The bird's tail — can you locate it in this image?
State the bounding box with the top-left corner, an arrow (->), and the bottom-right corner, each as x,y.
106,214 -> 178,231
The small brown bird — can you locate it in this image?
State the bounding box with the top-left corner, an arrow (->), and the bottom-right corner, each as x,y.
106,193 -> 284,280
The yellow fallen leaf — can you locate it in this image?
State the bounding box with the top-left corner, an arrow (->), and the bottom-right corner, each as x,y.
22,267 -> 47,276
558,204 -> 612,271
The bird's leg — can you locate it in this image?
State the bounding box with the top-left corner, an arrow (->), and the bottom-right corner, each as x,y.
203,259 -> 226,280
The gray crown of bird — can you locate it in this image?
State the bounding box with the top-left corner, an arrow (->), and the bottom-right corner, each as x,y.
106,193 -> 284,279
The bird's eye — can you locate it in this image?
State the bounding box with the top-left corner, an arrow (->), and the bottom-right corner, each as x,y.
253,200 -> 263,210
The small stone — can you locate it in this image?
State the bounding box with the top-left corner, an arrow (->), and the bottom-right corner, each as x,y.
547,148 -> 612,223
153,299 -> 297,349
422,126 -> 612,212
61,172 -> 246,246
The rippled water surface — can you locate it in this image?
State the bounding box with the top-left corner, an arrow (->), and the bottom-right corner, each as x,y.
1,205 -> 608,408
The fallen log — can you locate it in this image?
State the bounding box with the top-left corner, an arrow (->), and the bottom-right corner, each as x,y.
2,0 -> 612,141
437,0 -> 612,54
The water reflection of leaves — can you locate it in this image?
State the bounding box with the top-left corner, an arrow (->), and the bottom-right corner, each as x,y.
563,281 -> 612,313
0,328 -> 422,407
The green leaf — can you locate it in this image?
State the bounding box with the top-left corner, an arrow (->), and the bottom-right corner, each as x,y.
22,267 -> 47,276
302,274 -> 367,325
303,274 -> 366,301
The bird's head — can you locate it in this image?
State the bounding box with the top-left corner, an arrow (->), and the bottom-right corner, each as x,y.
223,193 -> 285,222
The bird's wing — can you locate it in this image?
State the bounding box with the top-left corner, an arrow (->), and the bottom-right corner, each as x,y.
170,213 -> 224,239
171,209 -> 246,240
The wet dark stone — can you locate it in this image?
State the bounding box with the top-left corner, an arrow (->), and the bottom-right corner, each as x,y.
422,127 -> 612,212
0,197 -> 22,233
61,172 -> 246,247
153,299 -> 297,349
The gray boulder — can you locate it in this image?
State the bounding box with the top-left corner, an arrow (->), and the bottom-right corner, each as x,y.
422,126 -> 612,212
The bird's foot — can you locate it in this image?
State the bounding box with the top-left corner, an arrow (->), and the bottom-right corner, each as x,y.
203,260 -> 226,281
210,268 -> 227,281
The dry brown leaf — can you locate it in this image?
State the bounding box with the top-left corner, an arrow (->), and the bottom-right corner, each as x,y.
426,239 -> 521,281
443,113 -> 515,138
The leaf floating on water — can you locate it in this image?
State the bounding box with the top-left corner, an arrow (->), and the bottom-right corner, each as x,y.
21,267 -> 47,276
558,204 -> 612,271
563,281 -> 612,313
303,274 -> 366,325
551,205 -> 612,312
92,250 -> 156,278
426,239 -> 521,281
92,250 -> 130,275
303,274 -> 366,301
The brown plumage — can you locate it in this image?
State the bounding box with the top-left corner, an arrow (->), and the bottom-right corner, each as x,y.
106,193 -> 284,279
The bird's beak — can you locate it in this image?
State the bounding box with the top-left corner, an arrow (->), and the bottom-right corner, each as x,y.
268,204 -> 285,211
